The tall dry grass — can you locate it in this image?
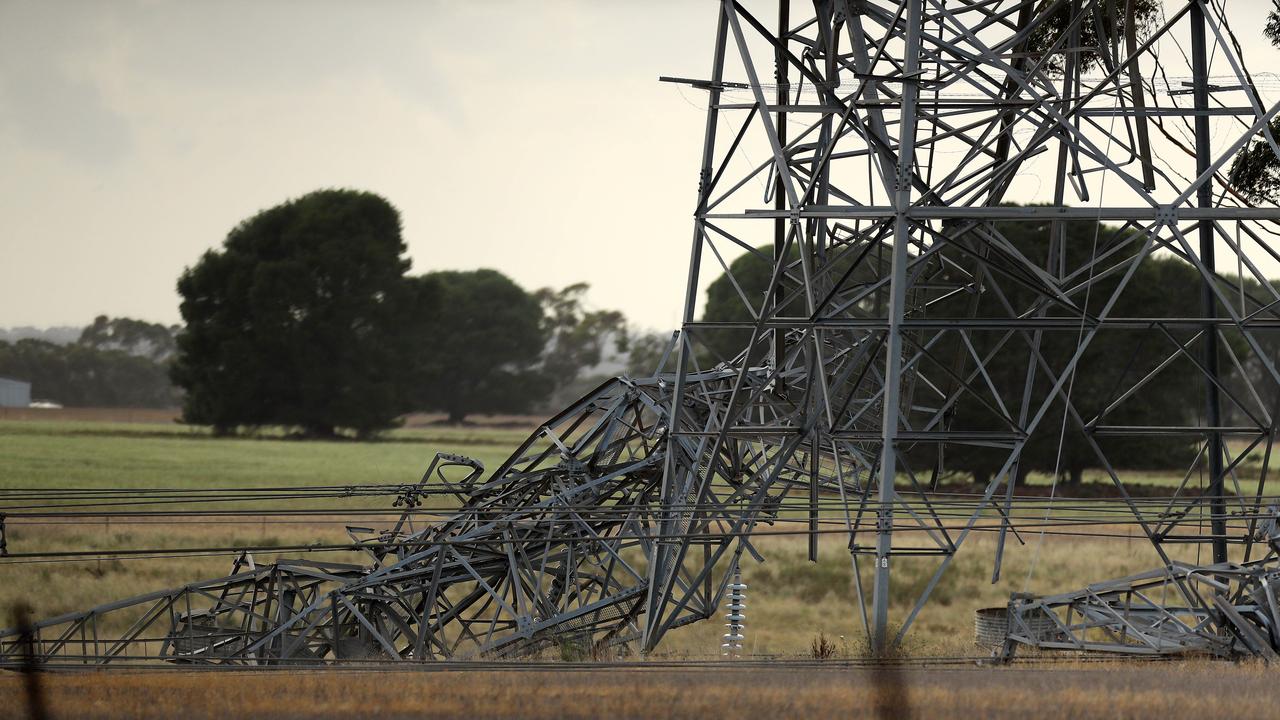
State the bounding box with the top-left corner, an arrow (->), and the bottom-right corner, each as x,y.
655,527 -> 1186,657
1,515 -> 1211,656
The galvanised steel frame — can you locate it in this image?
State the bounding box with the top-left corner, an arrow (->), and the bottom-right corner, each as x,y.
1,371 -> 801,664
1004,506 -> 1280,658
652,0 -> 1280,655
7,0 -> 1280,664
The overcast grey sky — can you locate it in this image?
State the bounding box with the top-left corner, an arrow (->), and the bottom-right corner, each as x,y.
0,0 -> 716,331
2,1 -> 1279,332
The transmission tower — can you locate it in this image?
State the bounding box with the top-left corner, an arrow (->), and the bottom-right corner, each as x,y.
651,0 -> 1280,654
6,0 -> 1280,664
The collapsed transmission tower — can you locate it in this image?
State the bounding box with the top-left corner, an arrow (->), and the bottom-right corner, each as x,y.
7,0 -> 1280,664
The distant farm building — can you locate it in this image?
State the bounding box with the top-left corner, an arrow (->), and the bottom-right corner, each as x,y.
0,376 -> 32,407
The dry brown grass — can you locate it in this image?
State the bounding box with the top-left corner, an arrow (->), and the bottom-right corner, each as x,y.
0,516 -> 379,631
653,526 -> 1203,657
0,662 -> 1271,719
1,517 -> 1206,656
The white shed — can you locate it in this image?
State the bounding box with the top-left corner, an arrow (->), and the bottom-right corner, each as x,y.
0,376 -> 32,407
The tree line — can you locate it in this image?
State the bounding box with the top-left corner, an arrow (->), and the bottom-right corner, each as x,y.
0,317 -> 180,407
11,188 -> 1279,476
1,193 -> 640,424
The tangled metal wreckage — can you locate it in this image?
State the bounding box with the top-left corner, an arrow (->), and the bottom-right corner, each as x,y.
9,0 -> 1280,664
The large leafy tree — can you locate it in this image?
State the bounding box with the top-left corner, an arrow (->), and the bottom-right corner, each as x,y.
411,269 -> 547,424
701,245 -> 797,364
171,189 -> 418,437
1228,5 -> 1280,201
926,219 -> 1202,485
699,217 -> 1202,484
701,243 -> 879,365
1026,0 -> 1159,75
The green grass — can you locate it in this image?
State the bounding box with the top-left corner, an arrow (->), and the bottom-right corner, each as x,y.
0,420 -> 519,492
0,419 -> 533,630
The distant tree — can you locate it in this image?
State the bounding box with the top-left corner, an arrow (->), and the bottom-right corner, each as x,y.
1026,0 -> 1159,75
0,339 -> 177,407
411,269 -> 547,424
171,189 -> 417,438
0,326 -> 82,345
79,316 -> 179,362
1229,5 -> 1280,201
535,283 -> 628,389
625,330 -> 676,376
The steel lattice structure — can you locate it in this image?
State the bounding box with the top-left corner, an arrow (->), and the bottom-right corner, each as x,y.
7,0 -> 1280,665
652,0 -> 1280,654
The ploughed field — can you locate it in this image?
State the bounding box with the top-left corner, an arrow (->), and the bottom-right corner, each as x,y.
0,415 -> 1267,657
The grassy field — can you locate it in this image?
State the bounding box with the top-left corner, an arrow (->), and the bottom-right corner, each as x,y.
0,415 -> 1265,658
0,417 -> 524,631
0,418 -> 526,490
0,662 -> 1273,719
